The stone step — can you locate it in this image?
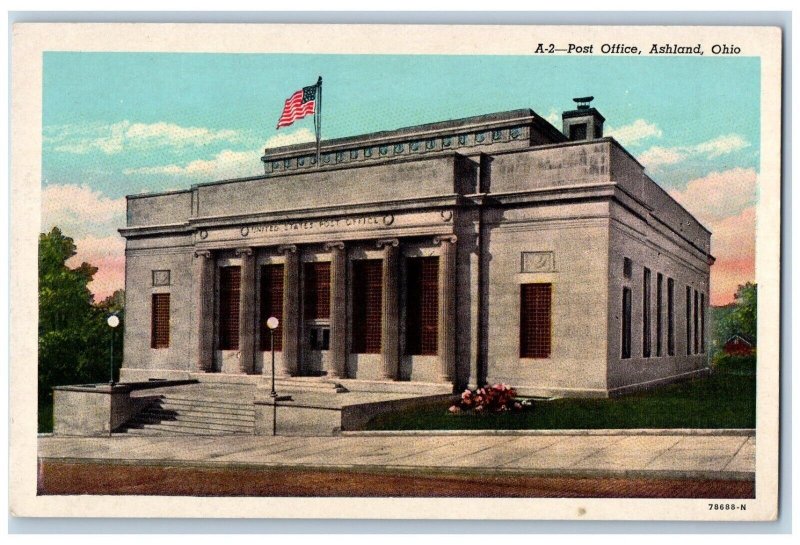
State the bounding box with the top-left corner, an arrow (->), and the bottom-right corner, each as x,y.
148,401 -> 255,417
138,407 -> 253,421
153,395 -> 255,408
136,410 -> 254,428
121,423 -> 250,436
265,379 -> 348,393
117,382 -> 262,436
191,373 -> 262,385
337,379 -> 452,395
126,416 -> 254,434
121,423 -> 202,435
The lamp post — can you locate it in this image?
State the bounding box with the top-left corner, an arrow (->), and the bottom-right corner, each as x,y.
107,313 -> 120,386
266,316 -> 280,398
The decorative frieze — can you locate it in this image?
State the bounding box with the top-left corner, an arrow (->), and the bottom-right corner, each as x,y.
262,123 -> 529,175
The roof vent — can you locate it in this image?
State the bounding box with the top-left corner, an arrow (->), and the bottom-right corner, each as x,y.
562,96 -> 606,141
573,96 -> 594,110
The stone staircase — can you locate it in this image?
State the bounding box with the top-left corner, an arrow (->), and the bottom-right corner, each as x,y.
268,377 -> 349,394
118,385 -> 256,436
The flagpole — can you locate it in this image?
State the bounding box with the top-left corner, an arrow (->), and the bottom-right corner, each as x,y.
315,76 -> 322,167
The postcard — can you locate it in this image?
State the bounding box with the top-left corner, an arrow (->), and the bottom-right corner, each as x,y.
10,22 -> 782,521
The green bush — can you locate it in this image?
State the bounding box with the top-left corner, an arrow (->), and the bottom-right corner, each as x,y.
712,352 -> 756,375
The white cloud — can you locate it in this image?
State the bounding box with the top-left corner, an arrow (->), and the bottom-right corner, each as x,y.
707,206 -> 756,305
708,206 -> 756,263
41,183 -> 126,239
668,168 -> 757,224
544,109 -> 560,126
667,167 -> 757,305
44,120 -> 241,155
66,235 -> 127,303
606,119 -> 662,147
638,146 -> 686,168
692,134 -> 750,158
124,149 -> 260,180
41,185 -> 128,301
638,133 -> 750,169
263,128 -> 316,149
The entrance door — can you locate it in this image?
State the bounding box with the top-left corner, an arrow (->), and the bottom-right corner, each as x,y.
301,261 -> 331,376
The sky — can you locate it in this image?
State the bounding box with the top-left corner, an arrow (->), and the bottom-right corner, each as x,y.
41,52 -> 760,305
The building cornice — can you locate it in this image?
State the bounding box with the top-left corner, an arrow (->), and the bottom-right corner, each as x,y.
262,110 -> 546,158
118,223 -> 193,238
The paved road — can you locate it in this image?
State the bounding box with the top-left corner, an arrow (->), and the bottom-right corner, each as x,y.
39,432 -> 755,481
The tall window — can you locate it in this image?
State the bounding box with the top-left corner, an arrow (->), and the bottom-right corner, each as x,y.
352,259 -> 383,354
304,262 -> 331,320
693,289 -> 699,354
643,268 -> 651,358
219,266 -> 241,350
260,264 -> 284,351
406,257 -> 438,355
686,286 -> 692,356
151,293 -> 170,349
656,273 -> 663,357
667,278 -> 675,356
700,293 -> 706,353
621,287 -> 632,359
520,283 -> 552,359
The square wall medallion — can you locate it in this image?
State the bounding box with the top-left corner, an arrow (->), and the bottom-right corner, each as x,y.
521,251 -> 555,273
152,270 -> 171,287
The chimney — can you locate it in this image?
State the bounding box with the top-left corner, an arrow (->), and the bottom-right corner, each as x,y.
562,96 -> 605,141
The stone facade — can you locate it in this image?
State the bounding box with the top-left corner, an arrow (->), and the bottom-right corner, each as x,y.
119,103 -> 713,398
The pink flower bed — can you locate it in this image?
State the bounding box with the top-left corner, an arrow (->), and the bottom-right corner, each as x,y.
449,383 -> 523,414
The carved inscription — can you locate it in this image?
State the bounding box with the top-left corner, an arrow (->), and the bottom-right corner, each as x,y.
239,214 -> 395,237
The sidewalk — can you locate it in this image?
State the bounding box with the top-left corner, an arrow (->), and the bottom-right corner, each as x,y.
38,430 -> 755,481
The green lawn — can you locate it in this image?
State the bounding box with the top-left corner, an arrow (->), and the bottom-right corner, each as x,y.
365,358 -> 756,431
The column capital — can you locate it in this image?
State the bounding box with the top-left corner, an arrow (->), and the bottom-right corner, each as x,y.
277,244 -> 298,254
433,234 -> 458,245
324,241 -> 345,251
193,249 -> 212,259
235,247 -> 254,257
376,238 -> 400,249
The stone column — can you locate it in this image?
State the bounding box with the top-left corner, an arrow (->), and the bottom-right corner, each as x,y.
193,250 -> 214,372
236,247 -> 255,374
278,244 -> 299,377
377,238 -> 400,380
434,235 -> 457,383
325,241 -> 347,379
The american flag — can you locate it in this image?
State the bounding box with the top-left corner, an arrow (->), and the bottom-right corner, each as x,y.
276,84 -> 317,129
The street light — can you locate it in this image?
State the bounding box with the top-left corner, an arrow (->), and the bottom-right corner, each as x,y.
266,316 -> 280,398
107,313 -> 120,386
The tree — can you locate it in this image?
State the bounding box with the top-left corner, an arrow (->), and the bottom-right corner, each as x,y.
713,282 -> 757,354
729,282 -> 757,345
38,227 -> 125,430
38,227 -> 98,333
